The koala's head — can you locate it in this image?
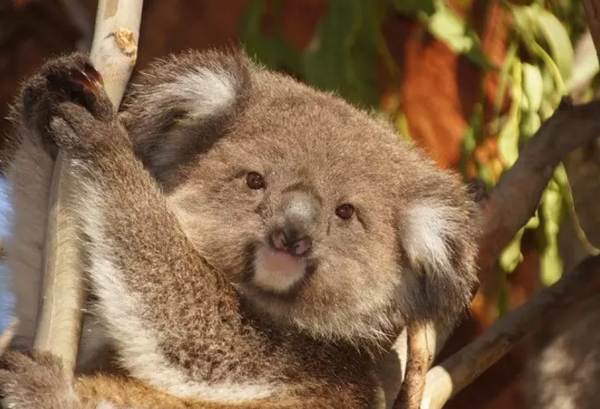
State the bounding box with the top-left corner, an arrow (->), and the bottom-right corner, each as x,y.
120,50 -> 479,347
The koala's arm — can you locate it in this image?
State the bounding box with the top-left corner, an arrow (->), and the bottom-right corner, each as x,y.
0,351 -> 348,409
27,56 -> 251,380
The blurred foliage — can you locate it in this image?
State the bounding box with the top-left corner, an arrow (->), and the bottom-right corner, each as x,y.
241,0 -> 494,105
491,1 -> 598,289
241,0 -> 599,310
241,0 -> 391,106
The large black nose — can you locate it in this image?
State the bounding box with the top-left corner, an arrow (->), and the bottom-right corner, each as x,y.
269,189 -> 320,256
269,227 -> 312,256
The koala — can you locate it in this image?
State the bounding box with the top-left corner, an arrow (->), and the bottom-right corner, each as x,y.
0,51 -> 479,408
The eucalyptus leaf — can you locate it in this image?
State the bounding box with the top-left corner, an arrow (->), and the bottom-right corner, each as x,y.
520,110 -> 541,141
535,8 -> 574,83
539,183 -> 564,286
522,63 -> 543,112
497,62 -> 522,167
540,65 -> 555,102
499,229 -> 524,272
525,212 -> 540,230
423,1 -> 493,70
513,5 -> 574,84
498,120 -> 520,167
426,6 -> 473,53
540,244 -> 563,286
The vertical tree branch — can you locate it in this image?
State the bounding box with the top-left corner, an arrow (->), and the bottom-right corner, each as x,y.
34,0 -> 143,376
394,325 -> 431,409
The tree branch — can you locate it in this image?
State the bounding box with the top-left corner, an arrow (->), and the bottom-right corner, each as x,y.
394,325 -> 431,409
34,0 -> 143,376
420,255 -> 600,409
478,97 -> 600,277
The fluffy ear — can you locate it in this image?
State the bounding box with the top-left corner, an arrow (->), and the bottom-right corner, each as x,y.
118,50 -> 252,188
398,175 -> 480,329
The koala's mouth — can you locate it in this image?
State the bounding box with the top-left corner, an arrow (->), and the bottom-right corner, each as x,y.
252,245 -> 307,293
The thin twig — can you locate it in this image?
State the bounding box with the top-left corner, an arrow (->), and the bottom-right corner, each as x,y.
394,325 -> 431,409
420,256 -> 600,409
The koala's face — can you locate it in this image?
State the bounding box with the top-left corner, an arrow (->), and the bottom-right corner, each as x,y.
123,51 -> 479,345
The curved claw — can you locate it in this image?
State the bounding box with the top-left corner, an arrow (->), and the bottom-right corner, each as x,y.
70,67 -> 101,97
84,62 -> 104,86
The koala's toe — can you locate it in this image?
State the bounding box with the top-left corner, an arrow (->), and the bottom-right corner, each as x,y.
23,52 -> 109,120
49,62 -> 113,124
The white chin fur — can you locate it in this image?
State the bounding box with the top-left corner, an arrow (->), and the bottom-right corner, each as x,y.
252,246 -> 305,293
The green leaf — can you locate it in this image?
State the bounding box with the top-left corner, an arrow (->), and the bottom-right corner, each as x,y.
540,65 -> 556,103
534,8 -> 574,83
540,243 -> 563,286
525,212 -> 540,230
498,117 -> 520,167
426,5 -> 472,53
422,0 -> 494,70
497,61 -> 522,167
512,5 -> 574,85
522,63 -> 544,112
499,229 -> 524,272
520,110 -> 541,141
539,182 -> 564,286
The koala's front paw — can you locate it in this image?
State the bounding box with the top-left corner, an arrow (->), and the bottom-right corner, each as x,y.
0,351 -> 80,409
20,52 -> 120,159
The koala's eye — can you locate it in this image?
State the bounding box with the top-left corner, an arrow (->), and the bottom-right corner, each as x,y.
335,203 -> 355,220
246,172 -> 265,190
